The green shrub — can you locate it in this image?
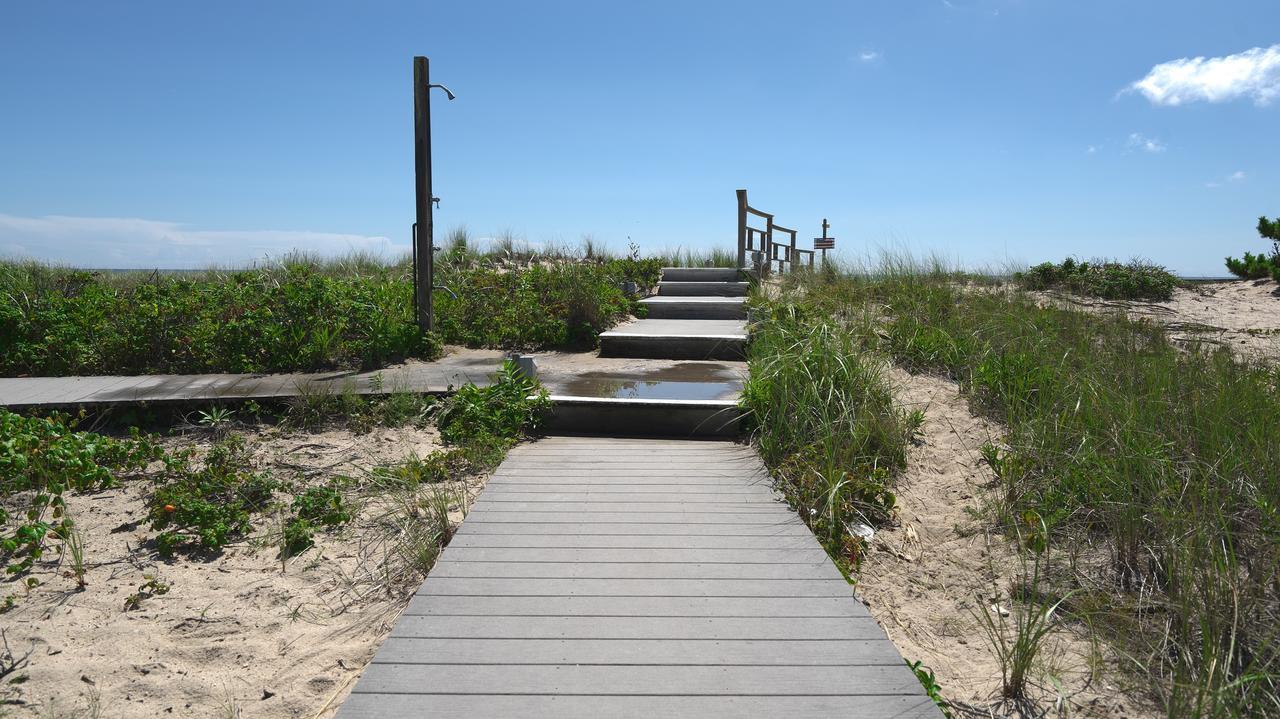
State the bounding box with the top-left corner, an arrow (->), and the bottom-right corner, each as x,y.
433,263 -> 637,349
1014,257 -> 1177,301
438,360 -> 550,446
148,435 -> 278,556
0,410 -> 164,574
0,261 -> 439,376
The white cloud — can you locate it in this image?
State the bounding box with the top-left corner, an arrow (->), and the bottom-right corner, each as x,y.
0,214 -> 400,269
1126,133 -> 1166,153
1086,145 -> 1098,154
1206,171 -> 1247,189
1128,44 -> 1280,106
858,50 -> 880,62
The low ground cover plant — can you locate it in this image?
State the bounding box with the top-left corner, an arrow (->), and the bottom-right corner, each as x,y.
0,410 -> 164,575
1013,257 -> 1177,301
782,263 -> 1278,716
2,361 -> 547,592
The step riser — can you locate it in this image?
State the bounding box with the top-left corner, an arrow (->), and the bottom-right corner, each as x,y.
643,303 -> 746,320
660,268 -> 741,283
599,336 -> 747,361
658,282 -> 749,297
542,403 -> 742,438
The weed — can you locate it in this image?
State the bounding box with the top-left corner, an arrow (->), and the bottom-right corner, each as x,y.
61,526 -> 87,589
122,574 -> 170,611
0,410 -> 164,575
906,659 -> 953,718
196,406 -> 236,437
437,360 -> 550,445
148,435 -> 277,557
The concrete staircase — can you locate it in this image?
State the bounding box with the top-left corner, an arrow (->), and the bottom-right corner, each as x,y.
544,267 -> 750,438
601,268 -> 748,360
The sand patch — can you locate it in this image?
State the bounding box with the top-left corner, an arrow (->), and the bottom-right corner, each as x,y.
1034,279 -> 1280,364
1,424 -> 483,718
855,368 -> 1158,718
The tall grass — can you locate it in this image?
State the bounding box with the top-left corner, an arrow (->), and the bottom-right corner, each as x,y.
742,294 -> 914,576
775,260 -> 1280,716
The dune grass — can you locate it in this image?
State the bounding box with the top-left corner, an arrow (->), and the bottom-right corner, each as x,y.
761,259 -> 1279,716
741,285 -> 916,578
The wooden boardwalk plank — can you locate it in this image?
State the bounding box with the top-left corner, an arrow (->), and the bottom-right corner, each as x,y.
339,694 -> 941,719
350,664 -> 922,696
336,436 -> 936,718
389,615 -> 889,641
402,595 -> 869,618
415,577 -> 855,598
428,561 -> 841,580
369,637 -> 905,665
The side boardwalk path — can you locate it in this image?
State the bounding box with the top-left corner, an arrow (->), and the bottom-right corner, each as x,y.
338,436 -> 941,718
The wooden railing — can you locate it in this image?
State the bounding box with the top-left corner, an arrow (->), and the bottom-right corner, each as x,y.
736,189 -> 814,275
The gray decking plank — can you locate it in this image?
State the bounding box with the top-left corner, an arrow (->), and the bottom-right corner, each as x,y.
338,693 -> 941,719
482,482 -> 777,494
389,615 -> 889,641
369,637 -> 905,666
479,491 -> 780,502
415,577 -> 854,598
453,519 -> 808,532
402,595 -> 869,618
461,512 -> 803,525
350,664 -> 921,696
434,547 -> 828,563
337,435 -> 932,718
467,500 -> 781,513
446,534 -> 820,549
428,561 -> 841,580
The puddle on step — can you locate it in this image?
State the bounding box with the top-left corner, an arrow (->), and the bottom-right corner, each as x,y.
554,363 -> 742,401
557,378 -> 738,401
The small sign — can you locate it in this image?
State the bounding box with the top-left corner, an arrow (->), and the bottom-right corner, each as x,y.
814,219 -> 835,250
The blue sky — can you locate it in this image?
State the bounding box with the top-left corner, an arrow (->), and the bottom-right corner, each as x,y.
1,1 -> 1277,274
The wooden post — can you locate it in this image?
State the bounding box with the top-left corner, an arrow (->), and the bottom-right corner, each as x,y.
736,189 -> 748,270
412,56 -> 434,332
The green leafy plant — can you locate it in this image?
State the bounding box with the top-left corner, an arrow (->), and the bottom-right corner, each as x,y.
148,435 -> 277,557
0,258 -> 440,377
122,574 -> 170,611
906,659 -> 953,718
0,410 -> 163,575
437,360 -> 550,446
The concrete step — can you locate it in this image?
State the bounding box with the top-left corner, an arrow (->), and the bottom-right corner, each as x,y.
542,396 -> 742,438
639,296 -> 747,320
657,281 -> 750,297
599,319 -> 748,360
660,267 -> 741,283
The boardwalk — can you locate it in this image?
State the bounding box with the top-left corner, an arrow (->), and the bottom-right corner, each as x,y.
337,437 -> 940,718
